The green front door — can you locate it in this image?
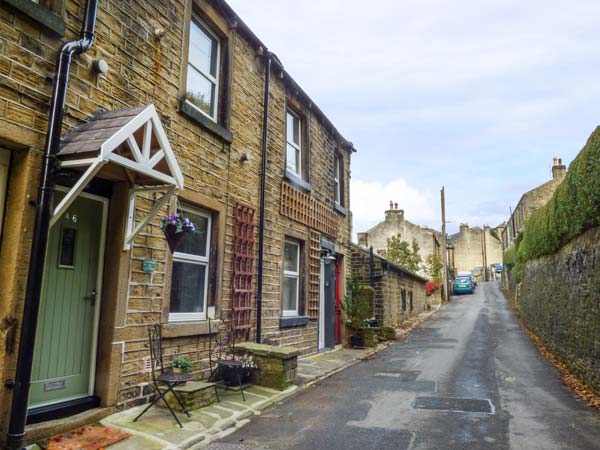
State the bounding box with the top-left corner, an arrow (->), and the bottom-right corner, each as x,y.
29,193 -> 105,409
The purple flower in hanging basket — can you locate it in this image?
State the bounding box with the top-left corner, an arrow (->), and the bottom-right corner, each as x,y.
159,212 -> 197,253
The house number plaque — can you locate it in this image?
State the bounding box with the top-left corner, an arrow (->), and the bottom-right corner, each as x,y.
44,379 -> 66,392
142,258 -> 156,273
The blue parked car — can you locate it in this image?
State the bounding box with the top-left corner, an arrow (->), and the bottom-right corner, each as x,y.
453,274 -> 474,295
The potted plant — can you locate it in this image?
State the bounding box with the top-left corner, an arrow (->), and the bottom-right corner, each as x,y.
159,212 -> 196,253
171,356 -> 193,374
342,275 -> 373,348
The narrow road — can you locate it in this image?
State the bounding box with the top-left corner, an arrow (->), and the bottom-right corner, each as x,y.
216,282 -> 600,450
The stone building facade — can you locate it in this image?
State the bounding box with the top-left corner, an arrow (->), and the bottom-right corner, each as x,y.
447,223 -> 504,280
357,203 -> 442,278
349,244 -> 429,328
0,0 -> 353,443
502,157 -> 567,250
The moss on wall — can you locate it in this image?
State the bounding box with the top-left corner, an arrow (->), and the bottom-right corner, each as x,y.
519,126 -> 600,262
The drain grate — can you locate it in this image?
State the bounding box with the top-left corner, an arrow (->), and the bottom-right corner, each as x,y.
373,371 -> 420,381
413,396 -> 495,414
203,444 -> 255,450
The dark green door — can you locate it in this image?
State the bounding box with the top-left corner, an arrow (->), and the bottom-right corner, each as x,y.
29,193 -> 105,409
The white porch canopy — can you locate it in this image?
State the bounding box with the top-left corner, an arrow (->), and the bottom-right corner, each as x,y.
56,104 -> 184,249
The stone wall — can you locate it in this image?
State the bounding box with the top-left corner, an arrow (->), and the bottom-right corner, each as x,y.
512,226 -> 600,395
350,245 -> 428,328
0,0 -> 353,436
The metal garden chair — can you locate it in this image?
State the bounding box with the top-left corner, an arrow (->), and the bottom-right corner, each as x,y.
208,318 -> 247,401
133,324 -> 195,428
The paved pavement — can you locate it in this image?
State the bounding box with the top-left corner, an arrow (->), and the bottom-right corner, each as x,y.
215,282 -> 600,450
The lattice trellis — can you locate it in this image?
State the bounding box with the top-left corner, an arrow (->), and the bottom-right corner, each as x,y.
280,182 -> 339,237
308,231 -> 321,319
231,204 -> 255,341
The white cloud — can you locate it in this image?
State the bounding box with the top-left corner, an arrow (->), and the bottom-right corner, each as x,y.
351,178 -> 439,241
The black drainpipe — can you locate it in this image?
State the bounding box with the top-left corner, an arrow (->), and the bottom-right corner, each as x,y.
5,1 -> 99,448
256,50 -> 271,344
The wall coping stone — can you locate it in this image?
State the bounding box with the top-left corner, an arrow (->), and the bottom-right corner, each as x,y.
235,342 -> 301,358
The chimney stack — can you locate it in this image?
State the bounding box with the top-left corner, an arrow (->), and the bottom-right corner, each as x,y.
552,156 -> 567,180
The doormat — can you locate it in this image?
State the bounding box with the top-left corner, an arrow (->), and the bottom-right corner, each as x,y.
37,423 -> 130,450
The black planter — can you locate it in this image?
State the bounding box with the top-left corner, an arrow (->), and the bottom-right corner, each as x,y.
350,334 -> 365,348
221,365 -> 251,386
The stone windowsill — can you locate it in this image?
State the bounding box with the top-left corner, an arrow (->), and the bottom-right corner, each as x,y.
4,0 -> 65,36
162,320 -> 221,338
334,202 -> 348,216
284,169 -> 311,193
279,316 -> 309,328
179,100 -> 233,144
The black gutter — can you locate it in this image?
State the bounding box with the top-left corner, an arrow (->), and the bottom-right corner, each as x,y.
5,1 -> 99,448
255,51 -> 271,344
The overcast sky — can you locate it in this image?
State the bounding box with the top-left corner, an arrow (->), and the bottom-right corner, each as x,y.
227,0 -> 600,237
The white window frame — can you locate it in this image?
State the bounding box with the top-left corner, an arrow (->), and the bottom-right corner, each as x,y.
185,17 -> 221,122
334,154 -> 342,205
282,239 -> 300,317
0,149 -> 9,240
168,205 -> 212,322
286,110 -> 302,176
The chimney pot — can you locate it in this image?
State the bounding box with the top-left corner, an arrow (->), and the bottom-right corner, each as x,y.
389,200 -> 393,210
394,202 -> 398,210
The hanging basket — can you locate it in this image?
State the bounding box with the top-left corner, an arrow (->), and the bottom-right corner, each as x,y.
160,213 -> 197,253
164,224 -> 185,253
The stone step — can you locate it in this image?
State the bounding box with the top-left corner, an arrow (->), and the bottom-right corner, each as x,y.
158,381 -> 218,412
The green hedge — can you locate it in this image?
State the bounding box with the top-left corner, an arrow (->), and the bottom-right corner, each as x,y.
518,126 -> 600,262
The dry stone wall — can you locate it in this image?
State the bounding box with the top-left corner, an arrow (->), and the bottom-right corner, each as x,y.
515,227 -> 600,395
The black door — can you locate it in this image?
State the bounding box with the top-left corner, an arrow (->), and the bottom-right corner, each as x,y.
323,260 -> 336,348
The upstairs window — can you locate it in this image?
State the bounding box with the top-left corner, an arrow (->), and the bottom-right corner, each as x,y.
169,205 -> 212,322
286,110 -> 302,176
185,18 -> 221,121
334,154 -> 342,205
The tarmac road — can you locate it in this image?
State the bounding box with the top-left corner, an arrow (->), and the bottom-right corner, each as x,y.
215,282 -> 600,450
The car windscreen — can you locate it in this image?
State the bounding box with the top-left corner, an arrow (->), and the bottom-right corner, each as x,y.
455,277 -> 470,282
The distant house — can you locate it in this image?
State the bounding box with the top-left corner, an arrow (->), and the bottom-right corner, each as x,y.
357,202 -> 442,278
502,158 -> 567,250
447,223 -> 505,281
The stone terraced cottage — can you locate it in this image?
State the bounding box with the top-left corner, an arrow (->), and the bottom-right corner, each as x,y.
0,0 -> 354,444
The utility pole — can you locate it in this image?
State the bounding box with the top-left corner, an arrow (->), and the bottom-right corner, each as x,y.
441,186 -> 449,302
482,226 -> 488,282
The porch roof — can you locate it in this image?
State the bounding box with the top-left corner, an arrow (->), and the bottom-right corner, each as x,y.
57,104 -> 184,189
53,104 -> 184,249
